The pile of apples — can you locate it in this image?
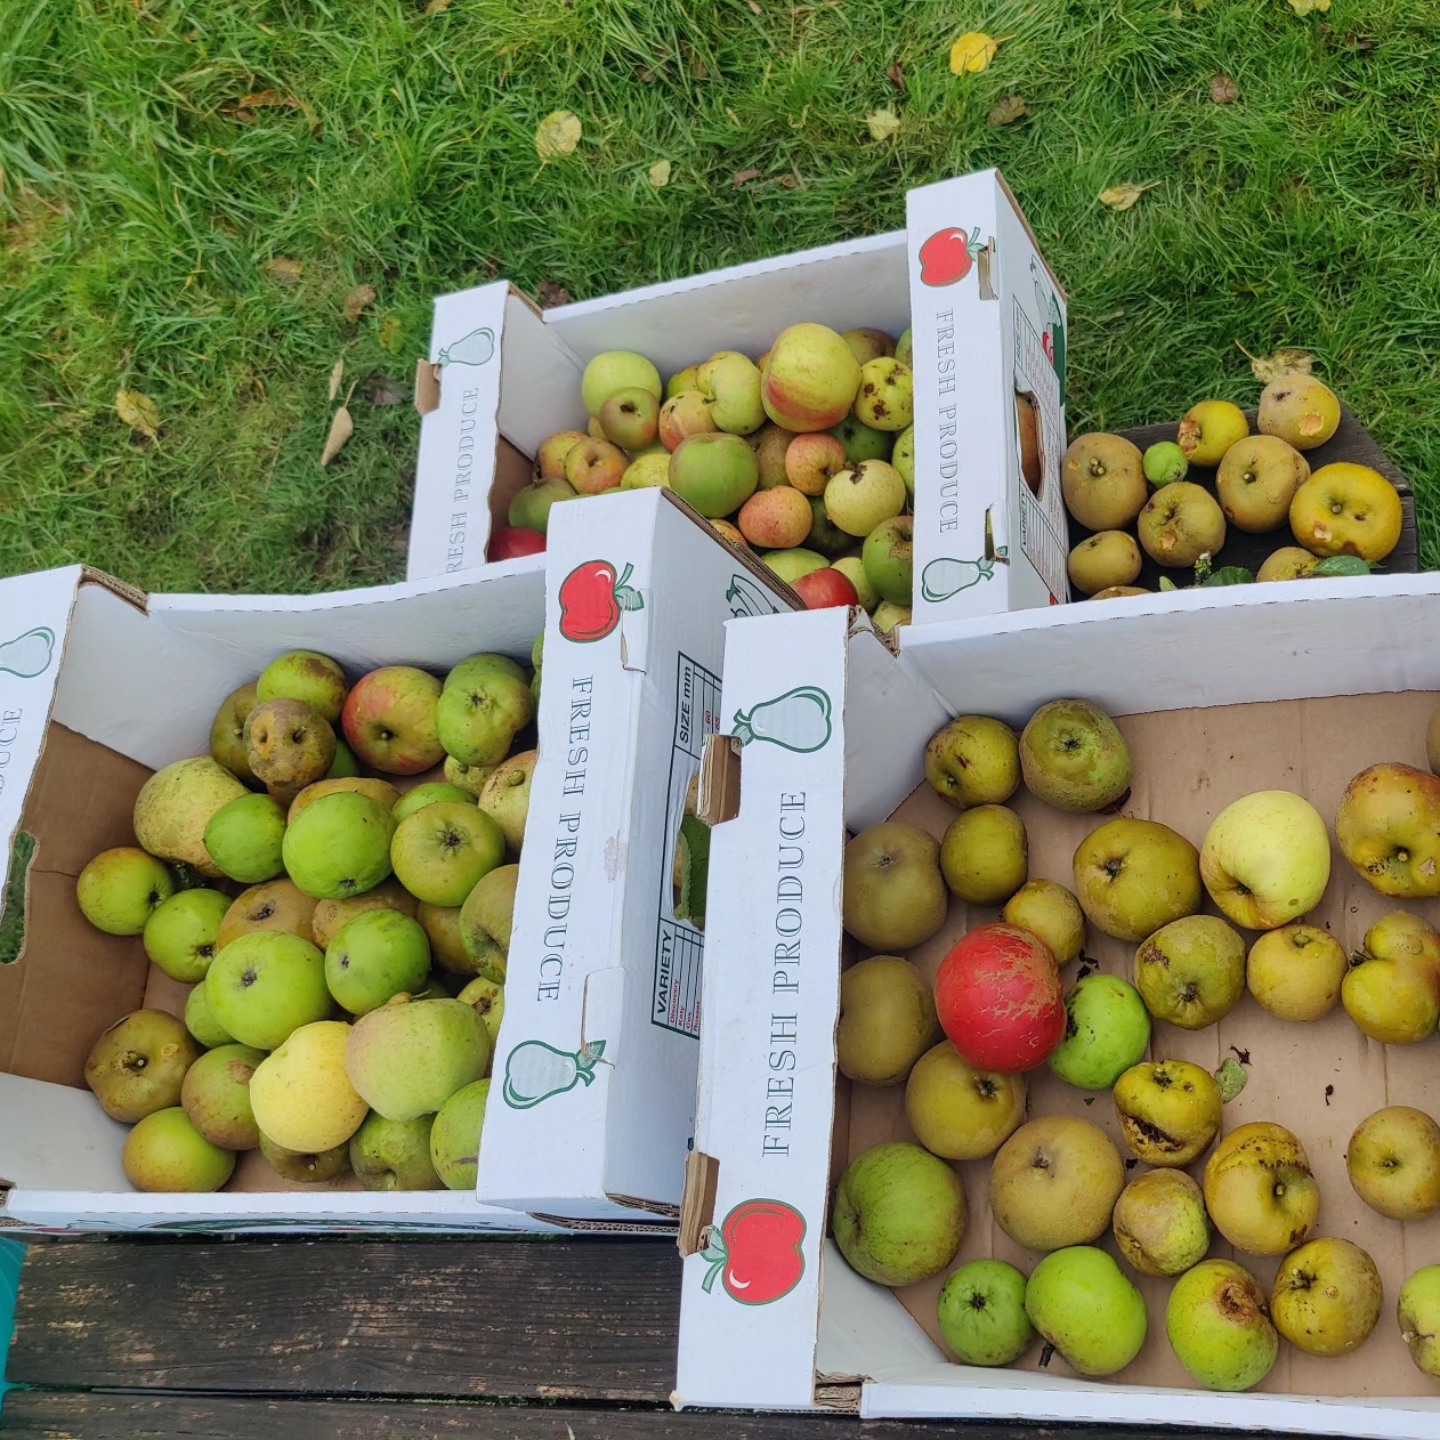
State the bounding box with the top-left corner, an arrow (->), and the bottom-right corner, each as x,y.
504,324 -> 918,630
832,699 -> 1440,1388
74,643 -> 543,1194
1063,374 -> 1405,597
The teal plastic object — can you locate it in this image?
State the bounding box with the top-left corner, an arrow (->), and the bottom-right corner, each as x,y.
0,1238 -> 24,1407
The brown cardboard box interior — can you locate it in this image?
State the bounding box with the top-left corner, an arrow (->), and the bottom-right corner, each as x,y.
844,689 -> 1440,1400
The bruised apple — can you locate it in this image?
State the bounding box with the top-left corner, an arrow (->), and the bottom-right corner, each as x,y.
934,924 -> 1065,1074
1204,1122 -> 1320,1257
1335,763 -> 1440,897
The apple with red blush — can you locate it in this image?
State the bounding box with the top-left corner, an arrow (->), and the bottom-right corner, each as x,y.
488,526 -> 545,560
341,666 -> 445,776
792,568 -> 858,611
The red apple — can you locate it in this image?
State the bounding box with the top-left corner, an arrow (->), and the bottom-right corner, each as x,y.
934,923 -> 1064,1073
700,1198 -> 806,1305
792,569 -> 858,611
341,666 -> 444,775
489,525 -> 545,560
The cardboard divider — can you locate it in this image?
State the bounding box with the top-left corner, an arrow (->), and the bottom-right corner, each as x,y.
841,689 -> 1440,1401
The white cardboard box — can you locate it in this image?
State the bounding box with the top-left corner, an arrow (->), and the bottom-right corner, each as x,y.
406,171 -> 1069,623
478,486 -> 796,1223
0,559 -> 564,1234
675,576 -> 1440,1436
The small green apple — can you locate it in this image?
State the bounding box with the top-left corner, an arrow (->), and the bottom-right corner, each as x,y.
325,908 -> 432,1015
824,460 -> 906,537
861,515 -> 914,605
1048,974 -> 1151,1091
143,888 -> 232,984
349,1112 -> 442,1191
669,432 -> 760,517
431,1078 -> 491,1190
282,792 -> 396,900
257,650 -> 347,724
205,931 -> 332,1050
1166,1259 -> 1278,1390
762,547 -> 828,584
1025,1247 -> 1146,1377
76,847 -> 175,936
123,1107 -> 236,1193
185,983 -> 234,1049
938,1259 -> 1035,1365
204,793 -> 287,884
391,802 -> 505,907
181,1043 -> 266,1150
393,783 -> 474,823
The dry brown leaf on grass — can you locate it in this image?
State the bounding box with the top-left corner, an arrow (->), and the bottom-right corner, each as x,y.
362,373 -> 407,407
320,406 -> 353,466
1099,181 -> 1160,212
987,94 -> 1029,126
328,359 -> 344,402
239,90 -> 296,109
262,256 -> 303,285
648,158 -> 672,188
866,107 -> 901,142
115,389 -> 159,439
535,110 -> 582,162
1236,343 -> 1313,384
537,280 -> 571,309
732,167 -> 761,189
343,283 -> 376,323
887,61 -> 906,93
949,32 -> 1009,76
1288,0 -> 1330,13
1210,73 -> 1239,103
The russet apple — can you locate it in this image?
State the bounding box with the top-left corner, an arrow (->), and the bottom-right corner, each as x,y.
1258,374 -> 1340,450
1335,762 -> 1440,897
1271,1237 -> 1383,1357
85,1010 -> 201,1123
342,666 -> 444,775
1346,1105 -> 1440,1221
244,698 -> 336,790
1072,817 -> 1202,942
1137,481 -> 1227,568
990,1116 -> 1124,1251
924,714 -> 1020,810
1067,531 -> 1142,596
133,757 -> 249,878
1166,1259 -> 1278,1391
1061,433 -> 1147,531
1019,699 -> 1130,813
841,822 -> 947,951
1135,914 -> 1246,1029
1246,923 -> 1348,1021
209,682 -> 261,784
1203,1121 -> 1320,1256
836,954 -> 940,1087
1200,790 -> 1331,929
1216,435 -> 1309,533
1257,546 -> 1319,581
1112,1169 -> 1209,1277
1113,1059 -> 1222,1167
904,1041 -> 1025,1160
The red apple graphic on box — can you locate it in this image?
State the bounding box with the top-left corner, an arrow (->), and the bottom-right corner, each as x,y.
557,560 -> 644,643
700,1199 -> 806,1305
919,225 -> 984,287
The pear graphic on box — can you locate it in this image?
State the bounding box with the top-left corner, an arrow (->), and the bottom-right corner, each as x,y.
724,574 -> 778,619
502,1038 -> 606,1109
0,627 -> 55,679
437,326 -> 495,368
920,548 -> 1009,602
732,686 -> 831,754
700,1199 -> 806,1305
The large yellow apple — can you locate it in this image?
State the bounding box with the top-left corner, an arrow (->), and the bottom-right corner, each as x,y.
1271,1238 -> 1383,1357
1204,1121 -> 1320,1257
1289,462 -> 1402,562
1200,791 -> 1331,930
1336,763 -> 1440,897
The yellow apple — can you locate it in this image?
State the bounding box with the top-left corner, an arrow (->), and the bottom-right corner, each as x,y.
1271,1238 -> 1383,1357
1203,1122 -> 1320,1257
905,1041 -> 1026,1161
1246,924 -> 1347,1022
1200,790 -> 1331,930
1346,1106 -> 1440,1221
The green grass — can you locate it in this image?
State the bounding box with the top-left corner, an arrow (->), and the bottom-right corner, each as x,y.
2,0 -> 1439,590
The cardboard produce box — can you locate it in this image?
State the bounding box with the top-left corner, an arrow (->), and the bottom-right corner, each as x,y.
675,578 -> 1440,1435
0,562 -> 559,1233
479,487 -> 796,1223
407,170 -> 1069,625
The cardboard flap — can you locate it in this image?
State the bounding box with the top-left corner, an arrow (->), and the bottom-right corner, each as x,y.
674,606 -> 849,1412
0,567 -> 83,924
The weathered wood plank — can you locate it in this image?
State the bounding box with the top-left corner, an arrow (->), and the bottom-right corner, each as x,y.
7,1240 -> 679,1401
0,1392 -> 1262,1440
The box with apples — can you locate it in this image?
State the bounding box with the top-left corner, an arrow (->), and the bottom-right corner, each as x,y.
407,169 -> 1070,627
0,490 -> 792,1232
675,577 -> 1440,1435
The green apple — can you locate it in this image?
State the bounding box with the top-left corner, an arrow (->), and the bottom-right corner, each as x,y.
392,782 -> 474,823
346,997 -> 491,1121
459,863 -> 518,982
1048,974 -> 1151,1090
349,1112 -> 442,1191
581,350 -> 662,416
259,1133 -> 351,1183
444,755 -> 497,798
85,1010 -> 201,1122
185,983 -> 234,1048
1135,915 -> 1246,1029
892,425 -> 915,494
854,357 -> 913,431
143,888 -> 232,984
1002,880 -> 1086,967
862,515 -> 913,605
1112,1169 -> 1210,1276
250,1019 -> 368,1153
1166,1259 -> 1278,1390
1200,790 -> 1331,930
133,756 -> 249,878
669,432 -> 759,517
895,327 -> 913,367
203,793 -> 287,884
209,682 -> 261,784
1271,1237 -> 1382,1357
823,460 -> 905,537
904,1041 -> 1025,1160
76,847 -> 175,935
391,802 -> 504,907
509,476 -> 577,532
620,451 -> 671,489
436,658 -> 534,767
282,792 -> 397,900
598,385 -> 660,449
831,556 -> 878,612
938,1260 -> 1035,1366
762,547 -> 827,584
1025,1247 -> 1146,1377
1346,1105 -> 1440,1220
457,976 -> 505,1047
939,805 -> 1027,906
924,715 -> 1021,810
123,1107 -> 236,1193
991,1116 -> 1124,1252
431,1078 -> 491,1190
325,908 -> 432,1015
872,600 -> 910,633
1020,699 -> 1131,812
327,740 -> 360,778
803,497 -> 852,559
181,1043 -> 266,1150
478,752 -> 534,853
832,1141 -> 966,1286
1399,1265 -> 1440,1378
1113,1059 -> 1223,1167
257,649 -> 347,724
205,931 -> 331,1050
697,351 -> 765,435
828,414 -> 891,464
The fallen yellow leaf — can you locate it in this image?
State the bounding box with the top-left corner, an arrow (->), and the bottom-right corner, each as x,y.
377,314 -> 403,351
343,283 -> 377,324
262,256 -> 303,285
1237,344 -> 1314,385
239,90 -> 296,109
115,389 -> 159,439
1099,181 -> 1160,212
648,158 -> 672,188
950,31 -> 1002,75
535,110 -> 582,162
1287,0 -> 1329,13
320,406 -> 354,467
986,94 -> 1029,127
866,107 -> 901,142
424,0 -> 452,12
